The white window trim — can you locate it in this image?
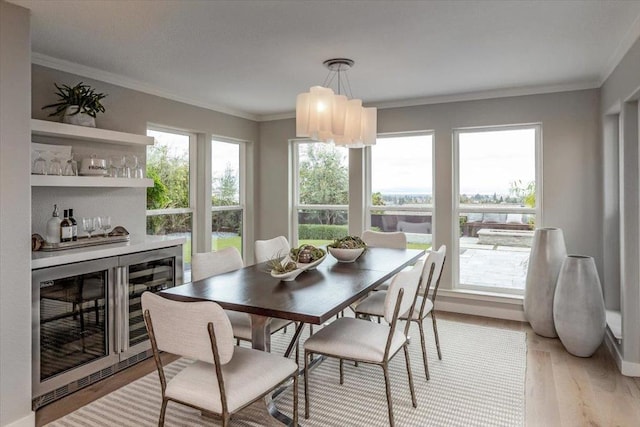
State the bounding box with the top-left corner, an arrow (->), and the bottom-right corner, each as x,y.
210,135 -> 247,257
146,125 -> 198,250
452,123 -> 542,295
291,140 -> 350,246
364,131 -> 436,235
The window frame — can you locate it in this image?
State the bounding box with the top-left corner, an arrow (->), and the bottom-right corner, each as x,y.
146,125 -> 198,250
291,139 -> 350,246
452,123 -> 542,294
364,131 -> 436,235
210,135 -> 247,255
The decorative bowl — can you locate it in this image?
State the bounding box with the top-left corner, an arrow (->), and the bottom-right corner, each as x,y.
270,267 -> 305,281
328,247 -> 365,263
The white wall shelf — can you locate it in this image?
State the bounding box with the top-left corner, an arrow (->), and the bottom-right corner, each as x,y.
31,119 -> 154,146
31,175 -> 153,188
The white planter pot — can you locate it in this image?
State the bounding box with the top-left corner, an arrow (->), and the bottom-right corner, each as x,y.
523,227 -> 566,337
553,255 -> 605,357
62,105 -> 96,127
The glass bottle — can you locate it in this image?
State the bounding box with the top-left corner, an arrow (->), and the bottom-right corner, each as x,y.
45,204 -> 62,244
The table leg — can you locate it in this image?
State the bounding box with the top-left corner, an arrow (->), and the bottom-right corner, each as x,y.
250,314 -> 272,352
249,314 -> 297,426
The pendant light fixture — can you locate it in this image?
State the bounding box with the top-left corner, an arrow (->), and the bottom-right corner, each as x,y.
296,58 -> 377,148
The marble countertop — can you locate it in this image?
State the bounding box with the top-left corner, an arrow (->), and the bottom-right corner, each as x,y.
32,235 -> 186,269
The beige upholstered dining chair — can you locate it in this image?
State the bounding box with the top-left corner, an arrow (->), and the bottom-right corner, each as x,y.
254,235 -> 290,263
141,292 -> 298,427
361,230 -> 408,292
191,247 -> 291,343
355,245 -> 447,380
361,229 -> 407,249
303,261 -> 423,427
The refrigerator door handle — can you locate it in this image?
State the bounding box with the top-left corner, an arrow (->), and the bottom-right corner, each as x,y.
121,265 -> 130,352
114,266 -> 122,353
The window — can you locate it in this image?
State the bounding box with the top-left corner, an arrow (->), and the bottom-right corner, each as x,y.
293,141 -> 349,247
454,125 -> 540,293
211,138 -> 244,254
367,133 -> 433,250
146,128 -> 195,272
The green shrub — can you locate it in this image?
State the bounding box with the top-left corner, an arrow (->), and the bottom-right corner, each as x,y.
299,224 -> 348,240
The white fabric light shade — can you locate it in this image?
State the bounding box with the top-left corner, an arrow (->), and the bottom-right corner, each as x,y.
296,86 -> 377,147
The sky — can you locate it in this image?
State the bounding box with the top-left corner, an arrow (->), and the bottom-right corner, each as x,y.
149,127 -> 536,198
372,129 -> 535,196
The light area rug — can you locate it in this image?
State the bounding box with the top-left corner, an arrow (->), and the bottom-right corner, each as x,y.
45,319 -> 525,427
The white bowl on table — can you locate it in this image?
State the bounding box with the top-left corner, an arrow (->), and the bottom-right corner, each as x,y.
328,247 -> 365,263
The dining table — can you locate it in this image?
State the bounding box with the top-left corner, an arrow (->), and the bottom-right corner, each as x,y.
160,246 -> 425,426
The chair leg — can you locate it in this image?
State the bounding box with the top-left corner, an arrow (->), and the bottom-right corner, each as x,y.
339,359 -> 344,385
417,320 -> 430,380
221,414 -> 230,427
403,345 -> 417,408
432,312 -> 442,360
158,397 -> 168,427
382,364 -> 395,427
304,350 -> 310,419
293,371 -> 299,426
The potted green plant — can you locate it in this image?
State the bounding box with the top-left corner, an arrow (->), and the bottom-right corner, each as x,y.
42,82 -> 107,127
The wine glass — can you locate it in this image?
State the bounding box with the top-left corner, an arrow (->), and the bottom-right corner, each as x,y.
49,152 -> 63,176
82,217 -> 97,238
99,216 -> 111,237
63,154 -> 77,176
32,150 -> 47,175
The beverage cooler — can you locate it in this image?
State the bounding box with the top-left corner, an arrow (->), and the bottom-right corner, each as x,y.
32,246 -> 183,408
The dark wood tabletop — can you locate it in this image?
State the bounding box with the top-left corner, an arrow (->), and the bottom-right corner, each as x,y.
160,247 -> 424,324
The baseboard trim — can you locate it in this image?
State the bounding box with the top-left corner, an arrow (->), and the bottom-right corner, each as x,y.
4,411 -> 35,427
436,294 -> 526,322
605,331 -> 640,377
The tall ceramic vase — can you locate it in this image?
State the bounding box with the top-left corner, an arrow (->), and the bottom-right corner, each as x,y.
524,227 -> 567,337
553,256 -> 605,357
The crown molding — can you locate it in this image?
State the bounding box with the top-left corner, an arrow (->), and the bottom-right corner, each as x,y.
31,53 -> 259,122
257,81 -> 600,122
369,81 -> 600,111
600,14 -> 640,85
32,53 -> 601,124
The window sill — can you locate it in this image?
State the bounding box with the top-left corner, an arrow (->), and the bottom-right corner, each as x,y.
431,288 -> 525,321
436,288 -> 523,305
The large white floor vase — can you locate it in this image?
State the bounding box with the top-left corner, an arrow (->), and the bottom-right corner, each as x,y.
553,255 -> 606,357
524,227 -> 567,338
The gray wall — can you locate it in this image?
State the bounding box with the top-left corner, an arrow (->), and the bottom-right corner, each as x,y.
257,89 -> 602,292
0,2 -> 34,425
31,65 -> 259,241
601,35 -> 640,368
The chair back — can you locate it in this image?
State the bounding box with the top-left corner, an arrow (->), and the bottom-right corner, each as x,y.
255,235 -> 290,263
424,245 -> 446,302
142,292 -> 235,365
191,247 -> 244,281
361,230 -> 407,249
384,260 -> 423,324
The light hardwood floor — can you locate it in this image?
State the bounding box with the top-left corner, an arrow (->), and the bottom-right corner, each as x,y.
36,312 -> 640,427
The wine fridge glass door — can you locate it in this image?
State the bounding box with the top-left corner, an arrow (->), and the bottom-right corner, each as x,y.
33,256 -> 119,398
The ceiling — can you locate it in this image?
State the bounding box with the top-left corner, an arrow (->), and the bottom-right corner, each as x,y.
9,0 -> 640,121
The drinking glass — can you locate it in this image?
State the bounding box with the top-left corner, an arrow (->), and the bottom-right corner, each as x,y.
48,152 -> 63,176
132,155 -> 144,179
108,156 -> 120,178
99,216 -> 111,237
32,150 -> 47,175
82,217 -> 97,238
118,155 -> 130,178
